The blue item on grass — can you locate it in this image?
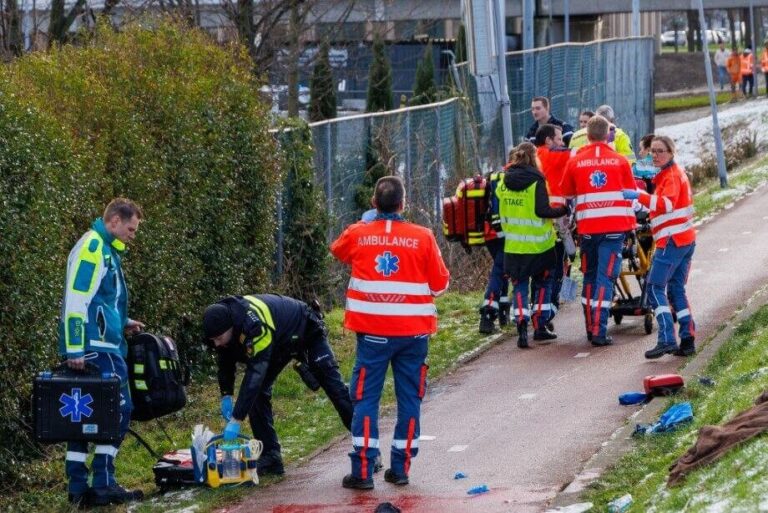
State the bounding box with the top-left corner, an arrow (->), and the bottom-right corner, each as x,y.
634,402 -> 693,435
619,392 -> 650,405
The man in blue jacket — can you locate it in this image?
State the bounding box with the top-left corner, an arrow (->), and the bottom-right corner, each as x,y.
58,198 -> 145,507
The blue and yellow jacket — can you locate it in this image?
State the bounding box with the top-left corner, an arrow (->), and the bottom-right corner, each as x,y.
58,218 -> 129,358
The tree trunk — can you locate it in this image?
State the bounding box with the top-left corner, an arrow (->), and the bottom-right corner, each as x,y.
235,0 -> 257,67
7,0 -> 22,56
286,0 -> 300,117
686,10 -> 696,53
742,8 -> 751,48
728,9 -> 736,50
48,0 -> 86,47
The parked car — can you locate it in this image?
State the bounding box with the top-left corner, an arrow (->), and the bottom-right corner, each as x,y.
661,30 -> 686,46
661,29 -> 727,46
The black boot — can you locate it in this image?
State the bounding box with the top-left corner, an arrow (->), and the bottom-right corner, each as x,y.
673,336 -> 696,357
342,474 -> 374,490
384,468 -> 409,485
478,306 -> 497,334
498,303 -> 510,327
533,325 -> 557,341
644,342 -> 677,359
88,485 -> 144,506
517,321 -> 529,348
591,336 -> 613,347
256,449 -> 285,475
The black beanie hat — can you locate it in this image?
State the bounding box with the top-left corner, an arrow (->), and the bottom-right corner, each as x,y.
203,303 -> 233,339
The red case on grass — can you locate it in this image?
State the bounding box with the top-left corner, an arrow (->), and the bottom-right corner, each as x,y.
644,374 -> 685,396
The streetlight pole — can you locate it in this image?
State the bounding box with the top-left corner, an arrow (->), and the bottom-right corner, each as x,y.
631,0 -> 640,37
697,0 -> 728,188
494,0 -> 513,153
564,0 -> 569,42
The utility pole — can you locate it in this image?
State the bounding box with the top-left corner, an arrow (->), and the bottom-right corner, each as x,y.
564,0 -> 569,42
494,0 -> 513,153
697,0 -> 728,188
631,0 -> 640,37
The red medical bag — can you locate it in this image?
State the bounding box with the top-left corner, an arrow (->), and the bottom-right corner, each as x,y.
442,175 -> 488,246
644,374 -> 685,396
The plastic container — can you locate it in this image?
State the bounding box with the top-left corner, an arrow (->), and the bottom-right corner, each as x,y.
607,493 -> 633,513
221,446 -> 241,479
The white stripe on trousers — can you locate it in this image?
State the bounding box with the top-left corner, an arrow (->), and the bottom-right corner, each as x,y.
66,451 -> 88,462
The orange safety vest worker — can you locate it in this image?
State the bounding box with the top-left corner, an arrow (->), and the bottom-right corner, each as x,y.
559,142 -> 636,235
330,217 -> 450,336
761,48 -> 768,72
741,52 -> 754,75
536,145 -> 571,208
727,53 -> 742,81
634,161 -> 695,249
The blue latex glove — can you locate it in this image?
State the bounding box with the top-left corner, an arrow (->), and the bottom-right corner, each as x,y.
622,189 -> 640,200
220,395 -> 233,421
223,420 -> 240,441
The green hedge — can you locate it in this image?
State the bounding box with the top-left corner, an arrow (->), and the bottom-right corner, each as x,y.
0,20 -> 285,484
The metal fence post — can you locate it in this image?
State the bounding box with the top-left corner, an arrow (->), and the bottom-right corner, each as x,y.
435,106 -> 442,224
406,108 -> 412,193
324,123 -> 333,239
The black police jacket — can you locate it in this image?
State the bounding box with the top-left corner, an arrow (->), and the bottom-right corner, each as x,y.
214,294 -> 309,421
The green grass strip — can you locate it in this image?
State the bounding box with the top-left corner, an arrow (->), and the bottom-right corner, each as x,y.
655,92 -> 732,114
4,290 -> 497,512
582,304 -> 768,512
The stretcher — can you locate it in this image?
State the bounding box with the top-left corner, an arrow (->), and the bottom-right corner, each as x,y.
610,210 -> 655,334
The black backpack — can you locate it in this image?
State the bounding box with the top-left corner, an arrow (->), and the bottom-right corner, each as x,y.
127,333 -> 188,421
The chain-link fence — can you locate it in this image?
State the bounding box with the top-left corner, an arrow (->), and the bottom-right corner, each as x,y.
462,37 -> 655,169
294,37 -> 654,251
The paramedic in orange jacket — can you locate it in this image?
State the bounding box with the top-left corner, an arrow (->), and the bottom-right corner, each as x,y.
741,47 -> 755,97
560,115 -> 636,346
534,123 -> 572,327
331,176 -> 450,490
623,135 -> 696,359
727,47 -> 742,100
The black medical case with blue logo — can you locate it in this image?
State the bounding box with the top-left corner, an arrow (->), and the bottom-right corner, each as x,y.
33,363 -> 121,444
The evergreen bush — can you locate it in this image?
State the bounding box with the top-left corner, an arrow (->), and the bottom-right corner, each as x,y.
276,118 -> 332,303
0,19 -> 283,485
366,35 -> 393,112
308,40 -> 337,122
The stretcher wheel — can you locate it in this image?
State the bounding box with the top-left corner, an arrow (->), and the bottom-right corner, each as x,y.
613,313 -> 623,325
644,314 -> 654,335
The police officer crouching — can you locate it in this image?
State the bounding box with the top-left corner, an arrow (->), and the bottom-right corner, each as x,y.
202,294 -> 354,476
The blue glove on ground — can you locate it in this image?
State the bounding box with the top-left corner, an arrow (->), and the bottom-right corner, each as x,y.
622,189 -> 640,200
220,395 -> 233,421
223,420 -> 240,441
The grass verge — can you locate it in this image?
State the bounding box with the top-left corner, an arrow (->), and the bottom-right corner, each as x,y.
691,154 -> 768,222
582,303 -> 768,512
655,92 -> 731,114
3,290 -> 495,513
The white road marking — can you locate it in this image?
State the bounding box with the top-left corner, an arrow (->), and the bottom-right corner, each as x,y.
574,352 -> 590,358
518,393 -> 537,400
448,445 -> 468,452
718,248 -> 729,252
419,435 -> 436,441
742,231 -> 752,235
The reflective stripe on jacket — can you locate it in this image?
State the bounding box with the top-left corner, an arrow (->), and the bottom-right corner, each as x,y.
560,142 -> 637,235
58,218 -> 128,358
636,161 -> 695,248
497,180 -> 555,254
331,216 -> 450,336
